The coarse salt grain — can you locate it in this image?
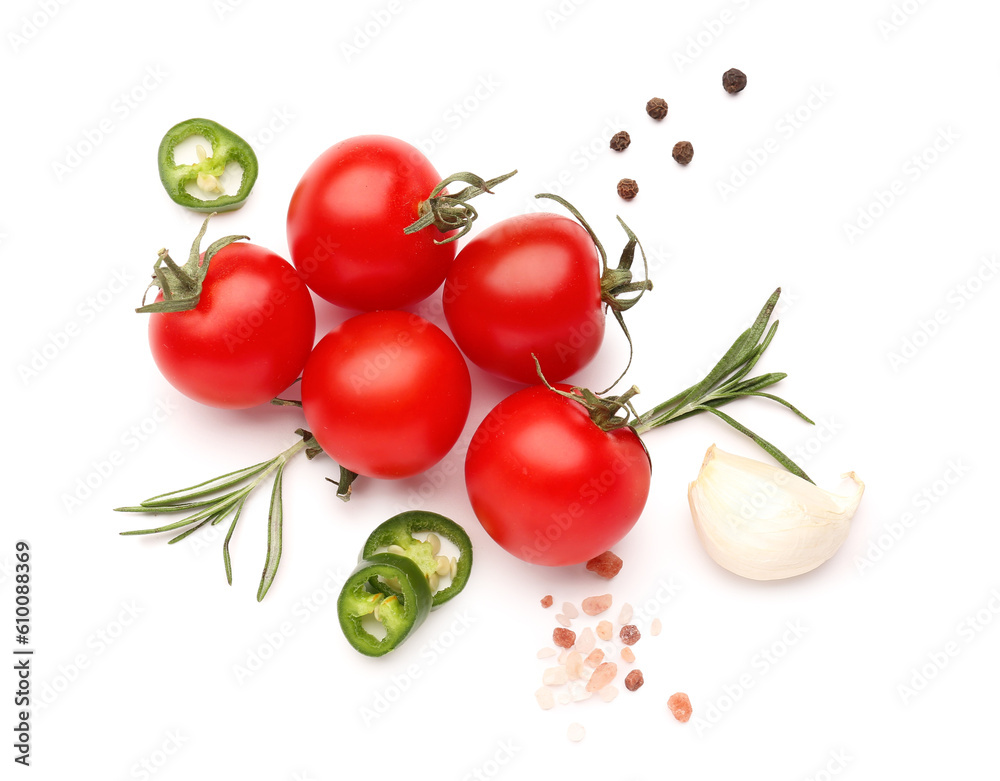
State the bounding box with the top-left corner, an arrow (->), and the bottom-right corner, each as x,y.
562,601 -> 579,619
624,669 -> 644,692
585,551 -> 623,579
553,628 -> 576,648
570,682 -> 592,702
596,620 -> 613,641
620,647 -> 635,664
541,595 -> 553,608
566,652 -> 584,680
619,624 -> 640,646
575,627 -> 596,655
535,687 -> 555,710
668,692 -> 692,723
651,618 -> 662,636
582,594 -> 613,616
585,662 -> 618,692
599,685 -> 619,703
567,723 -> 586,742
537,647 -> 556,659
618,603 -> 633,625
543,667 -> 568,686
584,649 -> 605,668
555,613 -> 572,627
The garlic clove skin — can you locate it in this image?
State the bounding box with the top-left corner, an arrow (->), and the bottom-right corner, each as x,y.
688,445 -> 865,581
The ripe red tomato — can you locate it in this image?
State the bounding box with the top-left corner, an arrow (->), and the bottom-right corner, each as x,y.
301,311 -> 472,479
286,135 -> 453,311
443,212 -> 603,384
148,242 -> 315,409
465,384 -> 651,566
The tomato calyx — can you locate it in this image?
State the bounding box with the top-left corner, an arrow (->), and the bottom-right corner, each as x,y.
136,214 -> 249,314
325,465 -> 360,502
532,355 -> 641,433
534,193 -> 653,393
536,288 -> 817,481
270,391 -> 359,502
404,169 -> 518,245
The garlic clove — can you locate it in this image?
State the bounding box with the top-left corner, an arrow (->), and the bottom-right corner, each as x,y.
688,445 -> 864,580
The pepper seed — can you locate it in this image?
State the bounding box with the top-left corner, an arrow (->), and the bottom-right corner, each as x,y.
617,178 -> 639,200
610,131 -> 631,152
722,68 -> 747,94
672,141 -> 694,165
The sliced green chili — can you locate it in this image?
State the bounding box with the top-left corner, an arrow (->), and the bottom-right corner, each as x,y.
157,118 -> 258,212
337,553 -> 433,657
361,511 -> 473,608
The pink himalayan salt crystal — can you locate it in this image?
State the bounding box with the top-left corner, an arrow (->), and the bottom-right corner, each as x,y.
620,647 -> 635,664
596,620 -> 613,641
535,687 -> 555,710
584,649 -> 605,668
543,667 -> 568,686
619,624 -> 640,646
586,551 -> 623,579
575,627 -> 596,655
585,662 -> 618,692
668,692 -> 693,723
624,669 -> 644,692
582,594 -> 613,616
566,652 -> 584,680
599,685 -> 619,703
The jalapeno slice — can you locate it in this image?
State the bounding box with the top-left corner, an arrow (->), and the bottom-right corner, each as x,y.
362,511 -> 473,608
337,553 -> 433,657
157,118 -> 259,212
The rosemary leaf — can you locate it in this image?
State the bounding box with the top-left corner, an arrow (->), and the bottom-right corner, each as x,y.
256,462 -> 287,602
223,494 -> 249,586
135,459 -> 273,508
695,406 -> 813,483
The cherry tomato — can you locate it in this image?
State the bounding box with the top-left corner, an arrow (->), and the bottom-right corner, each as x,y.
301,311 -> 472,479
148,242 -> 315,409
443,212 -> 603,384
465,384 -> 651,566
286,135 -> 453,311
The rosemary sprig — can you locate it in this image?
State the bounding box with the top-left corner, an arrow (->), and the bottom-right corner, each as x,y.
629,288 -> 814,482
117,429 -> 319,601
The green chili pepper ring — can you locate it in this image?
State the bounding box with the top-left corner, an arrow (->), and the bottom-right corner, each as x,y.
362,511 -> 473,608
157,118 -> 259,212
337,553 -> 433,657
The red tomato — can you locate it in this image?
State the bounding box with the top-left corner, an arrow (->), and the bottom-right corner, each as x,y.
286,135 -> 453,311
301,311 -> 472,479
443,212 -> 603,384
465,384 -> 651,566
148,242 -> 315,409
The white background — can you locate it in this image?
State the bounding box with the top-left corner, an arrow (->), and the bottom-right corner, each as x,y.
3,0 -> 999,778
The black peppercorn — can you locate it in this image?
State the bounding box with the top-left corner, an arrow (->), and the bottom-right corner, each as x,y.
616,178 -> 639,200
722,68 -> 747,94
645,97 -> 668,120
672,141 -> 694,165
610,131 -> 631,152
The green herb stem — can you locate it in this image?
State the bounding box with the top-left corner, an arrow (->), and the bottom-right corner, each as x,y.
627,288 -> 815,482
117,429 -> 318,600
